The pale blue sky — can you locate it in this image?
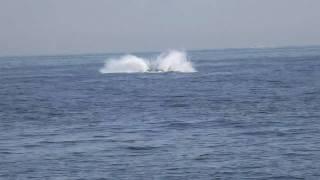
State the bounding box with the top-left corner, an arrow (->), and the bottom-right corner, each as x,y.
0,0 -> 320,56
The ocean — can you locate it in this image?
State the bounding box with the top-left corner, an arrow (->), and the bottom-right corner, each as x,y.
1,46 -> 320,179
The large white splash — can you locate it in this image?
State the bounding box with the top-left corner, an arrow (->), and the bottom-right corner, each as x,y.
99,50 -> 196,73
99,55 -> 149,73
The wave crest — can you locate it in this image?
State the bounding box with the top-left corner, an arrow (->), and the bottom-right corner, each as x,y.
100,50 -> 196,74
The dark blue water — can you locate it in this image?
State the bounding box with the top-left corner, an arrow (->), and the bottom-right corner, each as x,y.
1,47 -> 320,179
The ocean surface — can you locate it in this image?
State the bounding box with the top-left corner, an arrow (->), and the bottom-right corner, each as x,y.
1,46 -> 320,179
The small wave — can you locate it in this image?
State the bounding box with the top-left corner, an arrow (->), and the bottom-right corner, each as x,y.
99,50 -> 196,73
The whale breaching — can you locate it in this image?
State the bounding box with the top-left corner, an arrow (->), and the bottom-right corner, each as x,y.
99,50 -> 196,73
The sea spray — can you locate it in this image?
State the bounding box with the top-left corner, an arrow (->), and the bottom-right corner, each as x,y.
156,50 -> 195,72
99,50 -> 196,73
99,55 -> 149,73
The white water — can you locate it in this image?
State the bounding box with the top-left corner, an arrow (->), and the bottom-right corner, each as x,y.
99,50 -> 196,73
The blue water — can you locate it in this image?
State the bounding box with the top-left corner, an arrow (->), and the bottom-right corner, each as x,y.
1,46 -> 320,179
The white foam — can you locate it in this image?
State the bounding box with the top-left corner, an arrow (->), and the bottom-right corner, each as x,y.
99,50 -> 196,74
156,50 -> 196,73
99,55 -> 149,73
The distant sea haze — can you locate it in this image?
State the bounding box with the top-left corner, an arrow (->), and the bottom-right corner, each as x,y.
0,46 -> 320,179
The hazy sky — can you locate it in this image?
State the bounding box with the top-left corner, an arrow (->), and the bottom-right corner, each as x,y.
0,0 -> 320,56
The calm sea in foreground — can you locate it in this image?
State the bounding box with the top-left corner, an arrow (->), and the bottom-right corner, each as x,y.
1,46 -> 320,179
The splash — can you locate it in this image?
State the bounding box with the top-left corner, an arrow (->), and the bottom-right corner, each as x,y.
99,50 -> 196,73
99,55 -> 149,73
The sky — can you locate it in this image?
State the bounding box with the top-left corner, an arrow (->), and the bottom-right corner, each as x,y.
0,0 -> 320,56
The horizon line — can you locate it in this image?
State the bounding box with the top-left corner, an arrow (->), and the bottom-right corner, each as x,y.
1,44 -> 320,59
